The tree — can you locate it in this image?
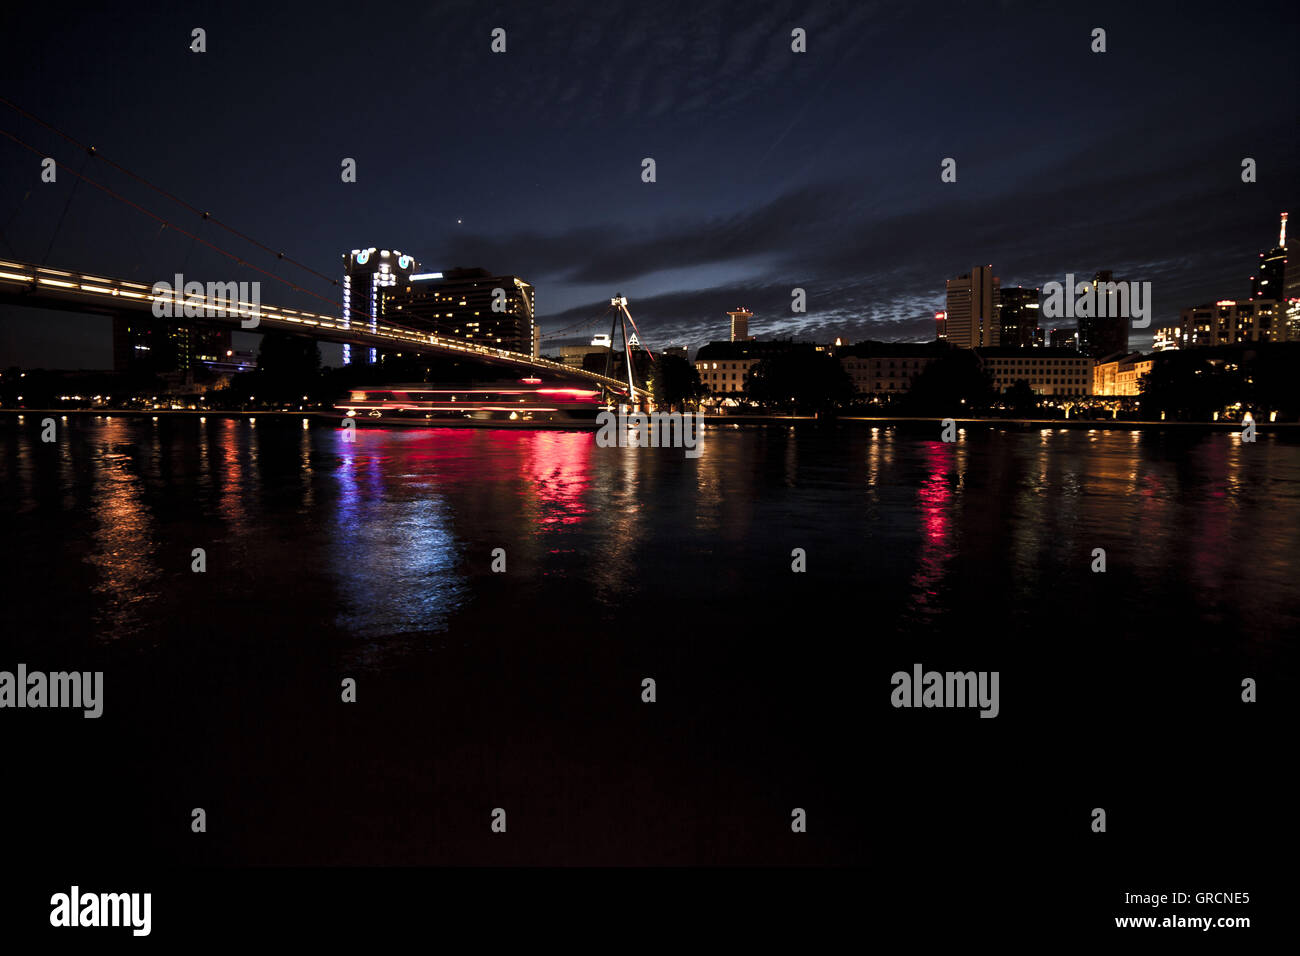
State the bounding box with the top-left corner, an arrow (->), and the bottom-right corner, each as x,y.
246,332 -> 321,404
1139,352 -> 1240,421
746,348 -> 854,415
649,353 -> 703,411
1004,379 -> 1038,416
903,348 -> 994,415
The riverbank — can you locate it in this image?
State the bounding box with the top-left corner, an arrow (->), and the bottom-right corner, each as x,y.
1,407 -> 1295,433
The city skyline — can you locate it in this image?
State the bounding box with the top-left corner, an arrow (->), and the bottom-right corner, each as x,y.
1,0 -> 1296,367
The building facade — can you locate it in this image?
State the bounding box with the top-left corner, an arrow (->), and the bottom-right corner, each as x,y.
385,267 -> 536,355
1077,271 -> 1131,358
1250,213 -> 1287,302
1178,300 -> 1284,347
727,308 -> 753,342
836,341 -> 947,395
944,265 -> 1000,348
1092,352 -> 1155,397
976,347 -> 1092,397
997,286 -> 1039,349
112,317 -> 231,377
694,340 -> 809,397
341,247 -> 419,365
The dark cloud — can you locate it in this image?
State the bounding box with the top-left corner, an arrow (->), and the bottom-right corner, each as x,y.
0,0 -> 1295,366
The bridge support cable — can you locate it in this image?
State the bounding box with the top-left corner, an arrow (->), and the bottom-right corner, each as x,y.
539,303 -> 613,343
38,149 -> 89,268
1,187 -> 32,258
0,126 -> 374,328
621,302 -> 655,362
0,97 -> 341,294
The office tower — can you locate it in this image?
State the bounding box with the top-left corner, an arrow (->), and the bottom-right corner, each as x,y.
386,268 -> 536,354
998,286 -> 1039,348
341,248 -> 419,365
945,266 -> 1000,348
1179,300 -> 1283,346
112,317 -> 231,376
1078,271 -> 1130,358
1251,213 -> 1288,301
1048,327 -> 1078,350
727,307 -> 753,342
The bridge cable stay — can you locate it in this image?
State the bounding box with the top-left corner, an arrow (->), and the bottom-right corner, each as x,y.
0,97 -> 342,293
0,126 -> 378,327
179,216 -> 203,275
539,303 -> 613,341
37,148 -> 89,268
0,187 -> 32,257
127,221 -> 169,279
600,296 -> 645,400
0,222 -> 17,258
620,301 -> 655,362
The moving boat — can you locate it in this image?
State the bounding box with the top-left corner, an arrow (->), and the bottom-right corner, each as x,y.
332,378 -> 606,429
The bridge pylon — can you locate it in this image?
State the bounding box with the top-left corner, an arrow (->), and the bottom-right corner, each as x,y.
602,294 -> 650,407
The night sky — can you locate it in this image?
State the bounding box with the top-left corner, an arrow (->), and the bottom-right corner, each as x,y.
1,0 -> 1296,368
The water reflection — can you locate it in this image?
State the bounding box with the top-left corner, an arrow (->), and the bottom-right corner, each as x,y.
1,419 -> 1296,657
908,439 -> 959,622
331,435 -> 464,644
85,420 -> 161,636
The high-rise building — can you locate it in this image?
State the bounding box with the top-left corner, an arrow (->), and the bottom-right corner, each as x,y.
934,310 -> 948,343
341,247 -> 420,365
1077,271 -> 1130,358
945,266 -> 1000,348
1250,213 -> 1288,301
1048,327 -> 1078,350
727,307 -> 753,342
385,267 -> 535,355
112,317 -> 231,376
1152,327 -> 1181,351
1178,299 -> 1283,346
998,286 -> 1039,348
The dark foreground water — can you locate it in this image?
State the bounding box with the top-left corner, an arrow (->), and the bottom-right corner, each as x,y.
2,417 -> 1295,877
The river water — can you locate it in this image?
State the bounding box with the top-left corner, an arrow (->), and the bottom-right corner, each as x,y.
2,417 -> 1295,869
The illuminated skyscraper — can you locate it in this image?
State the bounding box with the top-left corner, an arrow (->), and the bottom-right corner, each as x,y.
386,268 -> 535,354
341,248 -> 419,365
1078,271 -> 1129,358
997,287 -> 1039,348
945,266 -> 1000,348
1251,213 -> 1288,302
727,307 -> 753,342
112,317 -> 231,376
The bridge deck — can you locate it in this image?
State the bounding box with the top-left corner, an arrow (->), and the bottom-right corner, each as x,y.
0,260 -> 645,397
